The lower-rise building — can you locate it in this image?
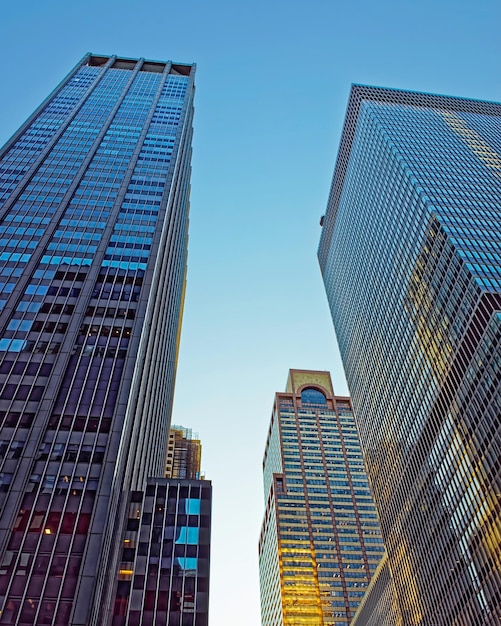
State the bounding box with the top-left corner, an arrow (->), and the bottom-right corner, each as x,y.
258,370 -> 384,625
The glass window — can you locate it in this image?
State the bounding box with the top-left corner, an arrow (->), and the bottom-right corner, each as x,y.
301,388 -> 327,405
176,557 -> 197,571
7,319 -> 33,332
185,499 -> 201,515
175,527 -> 199,545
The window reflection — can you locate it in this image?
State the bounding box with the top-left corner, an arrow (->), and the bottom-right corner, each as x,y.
301,387 -> 327,405
175,527 -> 199,545
185,498 -> 201,515
176,557 -> 197,572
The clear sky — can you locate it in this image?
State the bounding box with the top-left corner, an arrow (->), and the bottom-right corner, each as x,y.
0,1 -> 500,624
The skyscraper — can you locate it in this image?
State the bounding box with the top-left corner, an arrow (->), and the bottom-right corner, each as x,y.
258,369 -> 384,626
0,53 -> 195,625
319,86 -> 501,624
165,425 -> 203,480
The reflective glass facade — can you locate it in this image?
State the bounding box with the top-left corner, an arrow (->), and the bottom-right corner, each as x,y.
0,54 -> 195,625
258,370 -> 384,626
319,86 -> 501,625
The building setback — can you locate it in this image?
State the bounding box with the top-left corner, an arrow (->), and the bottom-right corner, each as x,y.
258,370 -> 384,626
0,53 -> 195,625
350,552 -> 402,626
319,85 -> 501,625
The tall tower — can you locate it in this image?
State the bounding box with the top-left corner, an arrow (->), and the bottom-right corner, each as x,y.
258,369 -> 384,626
319,86 -> 501,624
0,53 -> 195,625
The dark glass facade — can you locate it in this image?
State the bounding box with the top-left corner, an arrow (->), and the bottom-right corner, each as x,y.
0,54 -> 195,625
319,86 -> 501,625
112,478 -> 211,626
258,370 -> 384,625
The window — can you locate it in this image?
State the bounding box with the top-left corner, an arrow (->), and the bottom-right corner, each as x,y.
301,387 -> 327,405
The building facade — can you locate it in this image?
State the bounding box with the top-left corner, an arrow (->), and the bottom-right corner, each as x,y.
350,553 -> 402,626
319,86 -> 501,624
258,370 -> 384,626
112,477 -> 211,626
0,53 -> 195,625
165,425 -> 202,480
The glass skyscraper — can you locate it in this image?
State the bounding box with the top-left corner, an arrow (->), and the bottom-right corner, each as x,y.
0,53 -> 195,625
319,86 -> 501,625
258,370 -> 384,625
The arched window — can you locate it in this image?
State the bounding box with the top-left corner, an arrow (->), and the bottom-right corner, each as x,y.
300,387 -> 327,405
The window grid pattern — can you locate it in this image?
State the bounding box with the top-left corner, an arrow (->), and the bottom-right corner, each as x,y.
0,68 -> 131,315
102,75 -> 188,273
319,86 -> 501,625
259,374 -> 383,626
112,479 -> 211,626
0,67 -> 162,625
365,101 -> 501,292
0,54 -> 195,626
0,66 -> 101,210
351,553 -> 403,626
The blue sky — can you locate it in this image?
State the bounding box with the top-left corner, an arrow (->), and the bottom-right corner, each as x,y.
0,1 -> 500,624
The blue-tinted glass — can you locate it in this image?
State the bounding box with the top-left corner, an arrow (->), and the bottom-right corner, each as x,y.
185,498 -> 201,515
0,339 -> 25,352
301,388 -> 327,404
177,557 -> 197,571
7,320 -> 33,332
175,527 -> 199,545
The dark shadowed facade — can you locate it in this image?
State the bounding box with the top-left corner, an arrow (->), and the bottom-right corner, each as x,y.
0,53 -> 195,625
319,85 -> 501,625
112,478 -> 211,626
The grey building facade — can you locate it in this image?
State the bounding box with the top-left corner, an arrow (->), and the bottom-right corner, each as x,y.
319,86 -> 501,625
0,53 -> 194,625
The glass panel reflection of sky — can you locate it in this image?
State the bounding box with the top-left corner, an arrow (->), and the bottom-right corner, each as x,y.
177,557 -> 197,571
175,526 -> 199,545
185,498 -> 201,515
0,338 -> 26,351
